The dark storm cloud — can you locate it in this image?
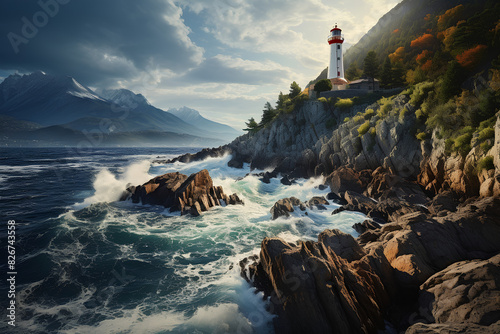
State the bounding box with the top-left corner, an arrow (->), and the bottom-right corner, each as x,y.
0,0 -> 203,85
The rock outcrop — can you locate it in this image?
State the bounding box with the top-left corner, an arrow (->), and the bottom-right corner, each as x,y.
120,169 -> 243,215
244,195 -> 500,333
244,234 -> 390,334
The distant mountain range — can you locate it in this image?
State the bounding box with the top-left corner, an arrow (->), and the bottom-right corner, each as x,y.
0,71 -> 241,147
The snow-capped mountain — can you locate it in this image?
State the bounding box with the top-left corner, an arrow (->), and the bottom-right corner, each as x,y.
0,72 -> 240,146
96,88 -> 150,109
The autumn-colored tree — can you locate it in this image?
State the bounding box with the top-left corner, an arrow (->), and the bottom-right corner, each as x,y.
424,14 -> 432,21
410,33 -> 436,49
421,59 -> 433,71
416,50 -> 432,64
456,44 -> 488,69
389,46 -> 405,63
437,5 -> 464,31
392,29 -> 399,34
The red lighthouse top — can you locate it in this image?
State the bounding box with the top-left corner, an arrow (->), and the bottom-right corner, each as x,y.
328,24 -> 344,44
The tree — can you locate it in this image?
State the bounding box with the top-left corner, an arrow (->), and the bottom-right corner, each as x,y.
440,60 -> 465,102
363,50 -> 379,90
259,102 -> 277,127
346,62 -> 361,81
276,92 -> 288,112
313,79 -> 332,95
289,81 -> 301,99
392,61 -> 405,87
244,117 -> 260,134
380,57 -> 393,88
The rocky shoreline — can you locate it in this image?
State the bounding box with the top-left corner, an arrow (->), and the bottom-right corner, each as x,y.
156,94 -> 500,332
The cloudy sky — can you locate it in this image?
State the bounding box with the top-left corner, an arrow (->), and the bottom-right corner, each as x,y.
0,0 -> 399,128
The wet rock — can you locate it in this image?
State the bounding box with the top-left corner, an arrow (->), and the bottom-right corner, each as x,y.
270,197 -> 304,220
326,191 -> 347,205
353,220 -> 381,234
255,235 -> 389,334
122,169 -> 243,216
306,196 -> 329,210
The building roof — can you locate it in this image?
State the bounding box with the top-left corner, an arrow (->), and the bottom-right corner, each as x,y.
348,78 -> 380,84
330,78 -> 348,85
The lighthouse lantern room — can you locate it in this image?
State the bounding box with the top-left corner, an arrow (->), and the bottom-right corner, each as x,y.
327,24 -> 347,84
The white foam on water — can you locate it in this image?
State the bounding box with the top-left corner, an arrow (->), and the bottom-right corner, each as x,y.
31,153 -> 369,334
74,160 -> 153,209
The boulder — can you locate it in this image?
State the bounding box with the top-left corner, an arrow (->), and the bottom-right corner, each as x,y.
306,196 -> 329,210
270,197 -> 304,220
417,254 -> 500,326
122,169 -> 243,215
318,229 -> 366,262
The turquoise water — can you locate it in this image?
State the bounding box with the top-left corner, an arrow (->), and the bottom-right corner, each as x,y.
0,148 -> 365,333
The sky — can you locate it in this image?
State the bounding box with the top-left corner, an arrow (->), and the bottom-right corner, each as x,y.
0,0 -> 400,129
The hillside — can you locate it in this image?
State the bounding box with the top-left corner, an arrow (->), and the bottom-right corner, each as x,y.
163,0 -> 500,332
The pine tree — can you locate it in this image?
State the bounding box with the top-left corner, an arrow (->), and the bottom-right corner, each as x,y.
289,81 -> 301,99
259,102 -> 277,127
392,61 -> 405,87
363,51 -> 379,90
380,57 -> 393,88
440,60 -> 464,102
244,117 -> 260,134
346,62 -> 361,81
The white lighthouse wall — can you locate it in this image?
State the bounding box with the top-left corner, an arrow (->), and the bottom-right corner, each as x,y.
327,43 -> 344,79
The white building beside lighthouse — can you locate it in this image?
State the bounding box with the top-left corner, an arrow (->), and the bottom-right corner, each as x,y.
327,24 -> 348,86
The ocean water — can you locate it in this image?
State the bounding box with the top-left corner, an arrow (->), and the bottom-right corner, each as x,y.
0,147 -> 366,334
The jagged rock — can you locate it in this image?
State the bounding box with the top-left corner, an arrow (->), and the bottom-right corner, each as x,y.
365,197 -> 500,288
318,229 -> 366,262
280,175 -> 292,185
255,235 -> 389,334
353,220 -> 381,234
122,169 -> 242,215
326,167 -> 370,194
406,322 -> 500,334
306,196 -> 329,209
416,254 -> 500,326
326,191 -> 348,205
270,197 -> 304,219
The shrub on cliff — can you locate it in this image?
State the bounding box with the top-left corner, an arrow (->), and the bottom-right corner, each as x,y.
358,121 -> 371,136
335,98 -> 354,109
477,156 -> 494,172
314,79 -> 332,94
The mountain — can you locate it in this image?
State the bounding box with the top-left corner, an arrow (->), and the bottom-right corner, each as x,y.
0,72 -> 239,146
168,106 -> 241,140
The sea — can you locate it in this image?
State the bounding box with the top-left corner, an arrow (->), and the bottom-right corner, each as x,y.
0,147 -> 366,334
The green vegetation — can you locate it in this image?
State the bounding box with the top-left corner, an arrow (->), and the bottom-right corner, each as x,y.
317,97 -> 328,103
477,156 -> 495,172
335,98 -> 354,109
416,131 -> 427,141
314,79 -> 332,95
358,121 -> 371,136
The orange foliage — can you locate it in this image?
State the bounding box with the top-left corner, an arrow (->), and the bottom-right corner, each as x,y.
437,5 -> 464,30
416,50 -> 432,64
426,29 -> 433,33
456,45 -> 488,68
424,14 -> 431,21
389,46 -> 405,63
410,34 -> 436,49
421,59 -> 433,71
392,29 -> 399,34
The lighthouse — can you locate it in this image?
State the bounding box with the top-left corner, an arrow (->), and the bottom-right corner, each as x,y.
327,24 -> 347,84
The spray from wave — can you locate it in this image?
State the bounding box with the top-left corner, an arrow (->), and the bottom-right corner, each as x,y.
74,160 -> 153,209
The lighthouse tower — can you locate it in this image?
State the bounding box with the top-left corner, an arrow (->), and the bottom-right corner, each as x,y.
327,24 -> 347,83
